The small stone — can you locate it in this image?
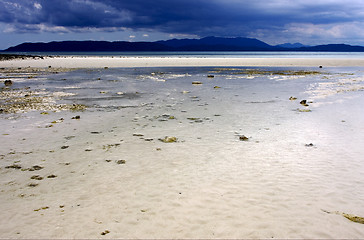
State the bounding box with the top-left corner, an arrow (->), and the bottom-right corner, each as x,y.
47,174 -> 57,178
214,86 -> 221,89
300,100 -> 309,106
61,146 -> 69,149
5,164 -> 22,169
101,230 -> 110,235
31,175 -> 43,180
298,109 -> 311,112
239,135 -> 249,141
4,80 -> 12,86
28,165 -> 44,171
72,115 -> 80,120
133,133 -> 144,137
159,136 -> 177,143
116,160 -> 126,164
207,75 -> 215,78
305,143 -> 314,147
289,96 -> 297,100
192,81 -> 202,85
28,183 -> 39,187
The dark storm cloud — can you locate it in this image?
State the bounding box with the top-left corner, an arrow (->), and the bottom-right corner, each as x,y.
1,0 -> 364,38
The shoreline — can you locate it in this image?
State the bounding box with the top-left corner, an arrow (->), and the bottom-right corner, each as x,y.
1,56 -> 364,68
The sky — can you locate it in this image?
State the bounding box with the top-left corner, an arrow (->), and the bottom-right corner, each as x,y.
1,0 -> 364,50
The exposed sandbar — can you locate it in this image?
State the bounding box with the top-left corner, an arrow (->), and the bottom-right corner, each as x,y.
1,56 -> 364,68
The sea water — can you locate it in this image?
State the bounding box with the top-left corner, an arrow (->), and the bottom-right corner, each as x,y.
1,65 -> 364,238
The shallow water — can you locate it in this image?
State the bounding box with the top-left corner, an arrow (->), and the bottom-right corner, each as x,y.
1,66 -> 364,238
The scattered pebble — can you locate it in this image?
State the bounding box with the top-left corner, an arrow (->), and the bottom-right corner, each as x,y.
4,80 -> 13,86
298,109 -> 311,112
133,133 -> 144,137
289,96 -> 297,100
116,160 -> 126,164
34,206 -> 49,212
61,146 -> 69,149
30,175 -> 43,180
300,100 -> 309,106
239,135 -> 249,141
5,164 -> 22,169
28,165 -> 44,171
192,81 -> 202,85
159,136 -> 177,143
101,230 -> 110,235
47,174 -> 57,178
72,115 -> 80,120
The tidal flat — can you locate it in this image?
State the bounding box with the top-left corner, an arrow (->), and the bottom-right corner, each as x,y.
1,66 -> 364,238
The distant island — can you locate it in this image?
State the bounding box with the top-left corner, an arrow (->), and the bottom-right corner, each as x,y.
3,36 -> 364,52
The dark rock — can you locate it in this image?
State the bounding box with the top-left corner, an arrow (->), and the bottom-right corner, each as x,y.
300,100 -> 309,106
47,174 -> 57,178
192,81 -> 202,85
31,175 -> 43,180
116,160 -> 126,164
4,80 -> 12,86
207,75 -> 215,78
5,164 -> 22,169
71,115 -> 80,119
61,146 -> 69,149
239,135 -> 249,141
28,165 -> 44,171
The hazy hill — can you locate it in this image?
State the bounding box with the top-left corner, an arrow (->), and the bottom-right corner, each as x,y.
3,37 -> 364,52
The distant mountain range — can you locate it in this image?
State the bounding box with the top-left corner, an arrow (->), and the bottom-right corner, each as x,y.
3,36 -> 364,52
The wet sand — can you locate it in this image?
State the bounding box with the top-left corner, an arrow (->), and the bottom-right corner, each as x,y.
1,58 -> 364,239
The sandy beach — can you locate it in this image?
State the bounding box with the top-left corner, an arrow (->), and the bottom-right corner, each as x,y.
1,55 -> 364,68
1,56 -> 364,239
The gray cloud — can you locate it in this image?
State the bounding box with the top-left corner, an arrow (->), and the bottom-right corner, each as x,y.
1,0 -> 364,44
